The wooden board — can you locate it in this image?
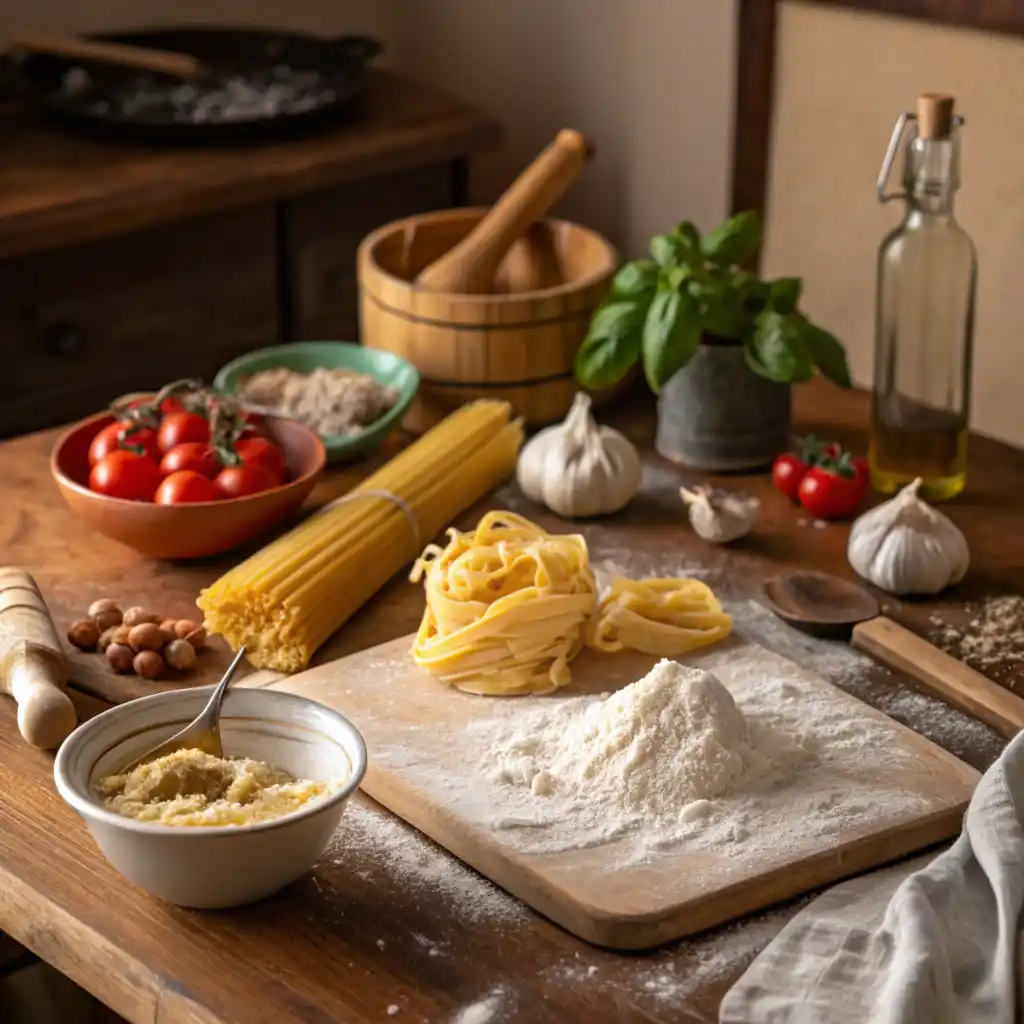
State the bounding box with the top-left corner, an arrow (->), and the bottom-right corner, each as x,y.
257,631 -> 980,950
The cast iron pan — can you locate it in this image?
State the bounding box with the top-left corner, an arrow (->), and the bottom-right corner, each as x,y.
6,26 -> 382,143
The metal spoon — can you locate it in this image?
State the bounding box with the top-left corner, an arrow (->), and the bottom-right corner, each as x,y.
122,645 -> 247,771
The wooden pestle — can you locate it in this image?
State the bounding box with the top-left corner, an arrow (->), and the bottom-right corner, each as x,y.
0,568 -> 77,750
8,31 -> 204,79
415,128 -> 593,295
493,221 -> 565,293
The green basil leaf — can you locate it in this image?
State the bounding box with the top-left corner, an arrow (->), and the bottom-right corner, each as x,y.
803,322 -> 852,387
650,233 -> 687,269
701,210 -> 762,267
698,275 -> 749,340
641,290 -> 701,392
672,221 -> 702,254
574,301 -> 646,389
610,259 -> 658,300
768,277 -> 803,314
750,310 -> 813,383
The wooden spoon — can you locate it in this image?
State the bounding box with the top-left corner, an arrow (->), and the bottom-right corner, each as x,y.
415,129 -> 592,295
9,31 -> 205,80
762,570 -> 1024,739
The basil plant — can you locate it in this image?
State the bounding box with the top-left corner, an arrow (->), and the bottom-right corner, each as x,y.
574,211 -> 851,393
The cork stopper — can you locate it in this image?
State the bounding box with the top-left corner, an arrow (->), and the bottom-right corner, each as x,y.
917,93 -> 955,140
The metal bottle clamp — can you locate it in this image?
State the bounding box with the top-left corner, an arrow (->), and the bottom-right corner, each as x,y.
876,111 -> 965,203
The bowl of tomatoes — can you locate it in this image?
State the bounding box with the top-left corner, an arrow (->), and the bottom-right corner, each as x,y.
51,381 -> 326,559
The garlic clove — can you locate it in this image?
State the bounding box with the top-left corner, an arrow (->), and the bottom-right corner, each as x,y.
681,485 -> 759,543
847,477 -> 969,595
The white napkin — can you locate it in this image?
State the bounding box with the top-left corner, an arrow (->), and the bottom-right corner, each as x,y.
720,729 -> 1024,1024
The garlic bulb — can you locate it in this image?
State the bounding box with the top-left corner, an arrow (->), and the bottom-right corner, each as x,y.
516,392 -> 641,517
847,477 -> 969,595
680,485 -> 759,543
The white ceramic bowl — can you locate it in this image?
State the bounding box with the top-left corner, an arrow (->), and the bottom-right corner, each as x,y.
54,686 -> 367,909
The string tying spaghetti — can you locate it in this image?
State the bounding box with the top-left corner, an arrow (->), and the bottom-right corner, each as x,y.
318,489 -> 422,552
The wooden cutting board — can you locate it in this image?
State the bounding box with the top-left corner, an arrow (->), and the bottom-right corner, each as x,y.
250,631 -> 978,950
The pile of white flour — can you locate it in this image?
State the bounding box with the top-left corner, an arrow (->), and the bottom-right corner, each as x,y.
487,659 -> 807,828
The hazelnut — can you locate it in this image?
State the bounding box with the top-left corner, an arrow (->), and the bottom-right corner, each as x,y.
184,626 -> 207,649
133,650 -> 165,680
173,619 -> 200,640
122,607 -> 160,628
67,618 -> 100,651
127,623 -> 165,652
164,639 -> 197,671
98,625 -> 127,653
87,598 -> 122,621
160,618 -> 179,635
92,609 -> 123,631
106,643 -> 135,673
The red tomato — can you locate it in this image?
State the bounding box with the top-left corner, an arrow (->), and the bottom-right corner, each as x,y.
215,464 -> 276,499
155,471 -> 222,504
851,455 -> 870,490
88,451 -> 161,502
235,437 -> 287,483
89,422 -> 160,465
796,468 -> 865,521
158,412 -> 210,453
771,453 -> 810,502
159,442 -> 222,479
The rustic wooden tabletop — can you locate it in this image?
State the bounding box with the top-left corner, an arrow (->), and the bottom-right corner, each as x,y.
0,380 -> 1019,1023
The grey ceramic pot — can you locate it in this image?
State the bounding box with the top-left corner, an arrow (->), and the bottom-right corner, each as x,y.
655,339 -> 791,471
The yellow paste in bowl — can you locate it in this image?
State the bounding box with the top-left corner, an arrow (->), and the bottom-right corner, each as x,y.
95,748 -> 343,827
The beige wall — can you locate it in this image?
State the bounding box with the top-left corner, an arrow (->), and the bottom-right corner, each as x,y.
764,2 -> 1024,446
392,0 -> 738,257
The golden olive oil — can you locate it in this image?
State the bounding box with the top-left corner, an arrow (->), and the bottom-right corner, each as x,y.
870,93 -> 976,502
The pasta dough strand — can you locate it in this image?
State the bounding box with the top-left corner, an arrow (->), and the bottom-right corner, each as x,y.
410,512 -> 732,695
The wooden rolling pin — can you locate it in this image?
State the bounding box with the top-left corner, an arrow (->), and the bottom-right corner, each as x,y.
8,31 -> 204,79
0,569 -> 77,750
416,128 -> 593,295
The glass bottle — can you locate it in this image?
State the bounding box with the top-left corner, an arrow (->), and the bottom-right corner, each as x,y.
869,93 -> 977,501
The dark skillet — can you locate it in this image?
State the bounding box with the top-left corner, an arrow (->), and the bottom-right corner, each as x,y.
4,25 -> 382,143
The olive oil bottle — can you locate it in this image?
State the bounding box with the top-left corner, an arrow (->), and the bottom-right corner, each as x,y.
869,93 -> 977,501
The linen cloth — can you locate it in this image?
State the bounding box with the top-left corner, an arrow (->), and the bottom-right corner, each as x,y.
720,729 -> 1024,1024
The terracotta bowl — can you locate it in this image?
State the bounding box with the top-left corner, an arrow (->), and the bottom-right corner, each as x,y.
51,410 -> 326,560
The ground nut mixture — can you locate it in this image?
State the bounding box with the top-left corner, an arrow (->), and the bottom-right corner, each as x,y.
238,367 -> 398,437
96,748 -> 344,827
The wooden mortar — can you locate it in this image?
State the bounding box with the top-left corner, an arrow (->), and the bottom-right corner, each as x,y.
358,210 -> 618,431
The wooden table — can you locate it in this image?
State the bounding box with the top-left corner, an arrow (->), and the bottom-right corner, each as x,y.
1,381 -> 1021,1023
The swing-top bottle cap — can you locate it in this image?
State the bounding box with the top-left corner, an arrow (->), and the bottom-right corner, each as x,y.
917,93 -> 955,140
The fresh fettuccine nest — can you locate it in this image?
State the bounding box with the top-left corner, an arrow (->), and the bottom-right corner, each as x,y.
409,511 -> 732,695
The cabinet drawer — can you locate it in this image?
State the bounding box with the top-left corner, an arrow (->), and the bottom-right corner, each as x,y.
0,207 -> 278,437
287,163 -> 453,340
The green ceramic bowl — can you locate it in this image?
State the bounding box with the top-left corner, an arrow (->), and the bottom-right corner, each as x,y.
213,342 -> 419,463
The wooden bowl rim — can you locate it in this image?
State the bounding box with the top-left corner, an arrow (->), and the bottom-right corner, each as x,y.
358,207 -> 619,302
51,408 -> 326,510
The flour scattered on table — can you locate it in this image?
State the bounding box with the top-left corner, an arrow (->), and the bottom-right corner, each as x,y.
386,1005 -> 399,1016
323,795 -> 526,927
452,987 -> 506,1024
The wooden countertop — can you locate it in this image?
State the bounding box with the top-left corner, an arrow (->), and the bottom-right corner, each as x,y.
0,70 -> 500,260
1,380 -> 1021,1023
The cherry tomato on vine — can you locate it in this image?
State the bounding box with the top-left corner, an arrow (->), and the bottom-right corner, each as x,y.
159,442 -> 222,479
771,453 -> 810,503
851,455 -> 870,489
796,467 -> 865,520
158,412 -> 210,453
88,450 -> 162,502
129,395 -> 187,417
215,464 -> 276,499
235,437 -> 287,484
155,470 -> 222,504
89,422 -> 160,466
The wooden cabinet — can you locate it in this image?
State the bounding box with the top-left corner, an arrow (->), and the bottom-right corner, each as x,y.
0,72 -> 499,437
0,209 -> 278,437
286,163 -> 454,340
